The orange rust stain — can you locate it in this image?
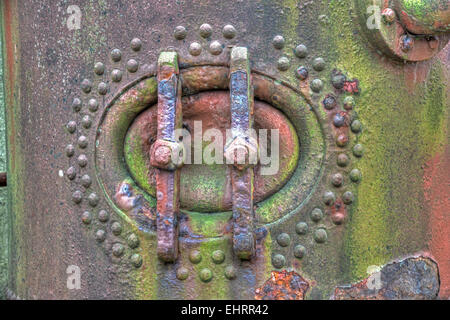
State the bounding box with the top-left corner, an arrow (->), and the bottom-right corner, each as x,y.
423,151 -> 450,299
255,270 -> 309,300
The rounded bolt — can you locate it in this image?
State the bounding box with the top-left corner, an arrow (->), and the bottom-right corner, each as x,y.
189,250 -> 202,264
127,233 -> 140,248
81,79 -> 92,93
323,95 -> 337,110
98,82 -> 108,95
88,98 -> 98,112
176,267 -> 189,280
199,23 -> 212,38
351,120 -> 362,133
126,59 -> 139,73
400,35 -> 414,52
112,243 -> 124,257
382,8 -> 396,24
294,245 -> 306,259
94,62 -> 105,75
110,49 -> 122,62
350,169 -> 362,183
294,44 -> 308,58
72,98 -> 82,112
154,145 -> 172,166
331,173 -> 344,187
314,228 -> 328,243
222,25 -> 236,39
312,57 -> 326,71
81,174 -> 91,188
295,66 -> 308,80
66,167 -> 76,180
276,233 -> 291,247
98,209 -> 109,222
272,254 -> 286,269
189,42 -> 202,56
66,121 -> 76,134
353,144 -> 364,157
336,134 -> 349,147
343,96 -> 355,110
66,144 -> 75,157
72,190 -> 82,204
174,26 -> 187,40
342,191 -> 354,205
310,208 -> 323,222
130,38 -> 142,51
224,266 -> 237,280
199,268 -> 213,283
111,221 -> 122,236
332,212 -> 345,225
331,74 -> 346,89
130,254 -> 143,268
323,191 -> 336,206
337,153 -> 350,167
296,222 -> 309,235
333,113 -> 346,127
211,250 -> 225,264
95,229 -> 106,242
81,115 -> 91,129
277,57 -> 290,71
272,35 -> 285,49
209,41 -> 223,55
88,193 -> 99,207
111,69 -> 123,82
77,154 -> 88,167
78,136 -> 88,149
310,79 -> 323,93
81,211 -> 92,225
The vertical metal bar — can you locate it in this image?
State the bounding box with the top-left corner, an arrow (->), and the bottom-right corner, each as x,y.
155,52 -> 182,262
228,47 -> 255,260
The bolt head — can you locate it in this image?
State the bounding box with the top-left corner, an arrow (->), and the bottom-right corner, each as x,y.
382,8 -> 396,24
224,136 -> 258,170
400,35 -> 414,52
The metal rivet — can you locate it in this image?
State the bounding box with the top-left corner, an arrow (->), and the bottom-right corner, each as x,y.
353,144 -> 364,157
189,250 -> 202,264
331,74 -> 346,89
314,228 -> 327,243
174,26 -> 187,40
310,79 -> 323,93
88,98 -> 98,112
333,113 -> 346,128
337,153 -> 350,167
81,115 -> 91,129
272,35 -> 285,49
323,95 -> 337,110
199,24 -> 213,38
209,41 -> 223,55
276,233 -> 290,247
130,253 -> 142,268
350,169 -> 362,183
98,209 -> 109,222
72,98 -> 82,112
344,96 -> 355,110
111,69 -> 123,82
294,44 -> 308,58
81,211 -> 92,224
400,35 -> 414,52
331,173 -> 343,187
294,245 -> 306,259
224,266 -> 236,280
295,66 -> 308,80
222,25 -> 236,39
94,62 -> 105,75
295,222 -> 309,235
382,8 -> 396,24
176,267 -> 189,280
72,190 -> 82,204
95,229 -> 106,242
66,121 -> 76,133
66,166 -> 76,180
65,144 -> 75,157
351,120 -> 362,133
199,268 -> 213,283
342,191 -> 354,205
81,174 -> 91,188
313,57 -> 326,71
310,208 -> 324,222
277,57 -> 290,71
323,191 -> 336,206
126,59 -> 139,73
112,243 -> 124,257
272,254 -> 286,269
127,233 -> 139,248
77,154 -> 88,167
81,79 -> 92,93
211,250 -> 225,264
111,49 -> 122,62
336,134 -> 349,147
98,82 -> 108,95
88,193 -> 99,207
189,42 -> 202,56
78,136 -> 88,149
130,38 -> 142,51
332,212 -> 345,225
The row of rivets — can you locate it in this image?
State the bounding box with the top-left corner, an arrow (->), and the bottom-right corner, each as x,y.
174,24 -> 236,40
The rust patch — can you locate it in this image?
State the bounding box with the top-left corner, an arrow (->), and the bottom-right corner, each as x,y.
255,271 -> 310,300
